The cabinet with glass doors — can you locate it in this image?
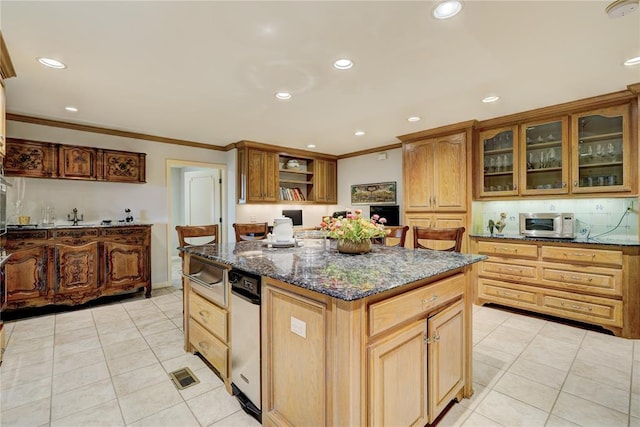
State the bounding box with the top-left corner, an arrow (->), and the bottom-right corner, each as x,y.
520,117 -> 569,195
571,104 -> 631,194
478,126 -> 518,197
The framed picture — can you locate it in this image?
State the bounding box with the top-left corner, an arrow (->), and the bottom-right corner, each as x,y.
351,181 -> 397,205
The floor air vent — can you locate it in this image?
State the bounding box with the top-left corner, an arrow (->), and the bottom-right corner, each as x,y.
169,367 -> 200,390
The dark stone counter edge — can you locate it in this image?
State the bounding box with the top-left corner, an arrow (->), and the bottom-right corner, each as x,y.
7,223 -> 153,230
182,245 -> 487,301
470,234 -> 640,247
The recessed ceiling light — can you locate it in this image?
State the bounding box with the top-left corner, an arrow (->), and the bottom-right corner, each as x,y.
606,0 -> 638,18
333,58 -> 354,70
275,92 -> 292,100
37,57 -> 66,69
354,130 -> 365,136
433,1 -> 463,19
65,106 -> 78,112
407,116 -> 421,122
624,56 -> 640,66
307,144 -> 316,148
482,95 -> 500,103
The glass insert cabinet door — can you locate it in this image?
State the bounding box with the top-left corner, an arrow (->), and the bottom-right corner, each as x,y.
479,126 -> 518,197
571,104 -> 630,193
520,117 -> 569,195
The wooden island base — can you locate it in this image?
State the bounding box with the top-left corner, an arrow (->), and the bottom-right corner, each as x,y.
261,267 -> 474,427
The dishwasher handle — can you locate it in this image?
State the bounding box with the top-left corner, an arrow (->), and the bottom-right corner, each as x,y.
232,286 -> 261,305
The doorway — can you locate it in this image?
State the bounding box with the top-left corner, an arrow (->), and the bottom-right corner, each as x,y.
167,159 -> 226,288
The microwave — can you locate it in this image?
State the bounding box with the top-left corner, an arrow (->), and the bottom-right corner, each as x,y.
519,213 -> 575,239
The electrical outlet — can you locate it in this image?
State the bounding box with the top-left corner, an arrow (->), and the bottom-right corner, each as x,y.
626,200 -> 635,212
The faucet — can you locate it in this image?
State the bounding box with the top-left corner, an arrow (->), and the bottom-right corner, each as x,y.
67,208 -> 84,226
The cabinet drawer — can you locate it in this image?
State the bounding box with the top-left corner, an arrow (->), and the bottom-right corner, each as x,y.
541,246 -> 622,267
477,241 -> 538,259
369,274 -> 464,337
189,291 -> 227,341
189,318 -> 228,377
480,261 -> 538,280
541,266 -> 622,297
478,279 -> 537,306
541,293 -> 622,327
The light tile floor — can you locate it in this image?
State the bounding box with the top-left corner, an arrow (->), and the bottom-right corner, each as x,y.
2,289 -> 639,426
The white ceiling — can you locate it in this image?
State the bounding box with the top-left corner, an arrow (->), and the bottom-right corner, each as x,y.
2,1 -> 639,156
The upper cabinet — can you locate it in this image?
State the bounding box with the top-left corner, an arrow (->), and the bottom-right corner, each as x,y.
4,138 -> 146,183
475,95 -> 637,199
403,131 -> 468,212
236,141 -> 337,205
571,104 -> 631,194
1,31 -> 17,159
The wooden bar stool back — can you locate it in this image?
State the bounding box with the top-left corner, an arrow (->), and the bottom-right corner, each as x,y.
175,224 -> 219,258
233,222 -> 269,241
383,225 -> 409,247
412,226 -> 465,252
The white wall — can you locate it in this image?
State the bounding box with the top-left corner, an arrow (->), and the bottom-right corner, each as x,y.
336,148 -> 403,220
6,120 -> 235,287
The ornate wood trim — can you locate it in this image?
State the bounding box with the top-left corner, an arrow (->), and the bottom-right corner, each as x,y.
397,120 -> 478,143
234,140 -> 338,160
337,142 -> 403,160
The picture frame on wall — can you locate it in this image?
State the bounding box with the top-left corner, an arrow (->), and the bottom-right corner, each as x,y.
351,181 -> 397,205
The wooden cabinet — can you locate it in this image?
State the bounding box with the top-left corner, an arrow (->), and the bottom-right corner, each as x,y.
472,237 -> 639,338
4,139 -> 58,178
4,225 -> 152,310
475,97 -> 637,199
312,158 -> 337,204
58,145 -> 97,180
261,270 -> 470,427
247,148 -> 278,202
4,138 -> 146,183
102,226 -> 151,294
0,78 -> 5,157
0,31 -> 16,158
183,258 -> 231,393
100,149 -> 146,183
571,104 -> 632,193
236,141 -> 338,204
403,132 -> 467,212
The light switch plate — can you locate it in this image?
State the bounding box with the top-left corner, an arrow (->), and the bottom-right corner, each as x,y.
290,316 -> 306,338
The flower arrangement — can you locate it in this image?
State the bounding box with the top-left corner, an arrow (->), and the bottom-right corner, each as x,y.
320,209 -> 388,243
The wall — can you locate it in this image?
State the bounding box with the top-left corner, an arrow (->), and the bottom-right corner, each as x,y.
336,148 -> 403,220
6,120 -> 235,287
473,197 -> 640,241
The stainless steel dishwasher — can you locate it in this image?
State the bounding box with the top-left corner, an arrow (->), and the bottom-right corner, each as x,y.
230,269 -> 261,422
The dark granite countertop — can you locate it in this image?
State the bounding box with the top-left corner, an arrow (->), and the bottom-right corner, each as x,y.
7,222 -> 152,230
183,241 -> 486,301
470,233 -> 640,247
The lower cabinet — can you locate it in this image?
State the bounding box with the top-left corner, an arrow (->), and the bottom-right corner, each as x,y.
4,225 -> 152,309
261,271 -> 470,427
473,237 -> 639,338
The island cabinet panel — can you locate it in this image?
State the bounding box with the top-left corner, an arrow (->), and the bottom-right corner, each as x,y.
261,270 -> 470,427
4,225 -> 152,310
473,237 -> 640,338
262,284 -> 328,427
368,320 -> 428,427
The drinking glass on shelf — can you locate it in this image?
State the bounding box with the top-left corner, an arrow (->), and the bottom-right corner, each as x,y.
503,155 -> 509,171
548,148 -> 556,167
607,142 -> 616,160
496,156 -> 503,172
596,143 -> 604,159
489,157 -> 495,173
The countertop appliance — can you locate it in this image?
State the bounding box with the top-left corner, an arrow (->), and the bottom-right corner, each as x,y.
230,268 -> 262,422
519,212 -> 575,239
184,255 -> 228,308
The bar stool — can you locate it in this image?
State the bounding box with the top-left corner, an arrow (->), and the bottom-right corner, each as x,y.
233,222 -> 269,241
175,224 -> 219,290
381,225 -> 409,247
413,226 -> 465,252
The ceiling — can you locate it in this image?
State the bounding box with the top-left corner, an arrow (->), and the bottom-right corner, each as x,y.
2,1 -> 639,156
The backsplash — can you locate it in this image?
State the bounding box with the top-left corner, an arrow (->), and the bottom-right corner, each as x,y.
472,197 -> 639,241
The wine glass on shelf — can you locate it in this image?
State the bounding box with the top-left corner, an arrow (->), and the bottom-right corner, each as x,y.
496,156 -> 503,173
595,143 -> 604,160
607,143 -> 616,161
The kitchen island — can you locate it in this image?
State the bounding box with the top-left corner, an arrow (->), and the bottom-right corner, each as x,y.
182,241 -> 485,426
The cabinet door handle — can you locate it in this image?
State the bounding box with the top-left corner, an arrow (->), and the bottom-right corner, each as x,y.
198,310 -> 209,322
422,294 -> 439,308
198,341 -> 209,354
499,267 -> 522,274
497,290 -> 520,299
573,180 -> 578,187
496,247 -> 517,253
513,184 -> 517,190
567,252 -> 595,258
562,182 -> 567,188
